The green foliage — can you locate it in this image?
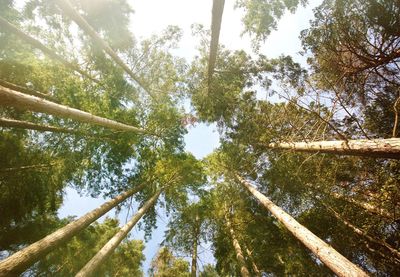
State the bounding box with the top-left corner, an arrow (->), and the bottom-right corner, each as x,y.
35,218 -> 145,276
149,247 -> 190,277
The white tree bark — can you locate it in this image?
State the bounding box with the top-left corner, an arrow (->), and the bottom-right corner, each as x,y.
0,184 -> 145,276
226,214 -> 250,277
208,0 -> 225,83
236,175 -> 368,277
266,138 -> 400,159
75,189 -> 162,277
0,85 -> 145,134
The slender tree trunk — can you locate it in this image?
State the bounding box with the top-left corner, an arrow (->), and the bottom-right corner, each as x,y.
208,0 -> 225,85
191,215 -> 200,277
0,16 -> 97,83
225,214 -> 250,277
0,117 -> 116,141
0,184 -> 146,276
75,189 -> 162,277
265,138 -> 400,159
0,162 -> 58,173
56,0 -> 153,99
0,79 -> 55,101
244,245 -> 261,277
326,205 -> 400,263
0,85 -> 145,134
330,192 -> 395,220
236,175 -> 368,277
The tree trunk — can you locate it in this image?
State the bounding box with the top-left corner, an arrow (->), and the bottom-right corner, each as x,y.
0,16 -> 97,83
0,85 -> 145,134
236,175 -> 368,277
265,138 -> 400,159
56,0 -> 153,99
326,205 -> 400,263
0,79 -> 55,101
191,215 -> 200,277
0,117 -> 81,135
0,183 -> 146,276
0,162 -> 58,173
330,192 -> 395,221
75,189 -> 162,277
244,245 -> 261,277
225,214 -> 250,277
208,0 -> 225,84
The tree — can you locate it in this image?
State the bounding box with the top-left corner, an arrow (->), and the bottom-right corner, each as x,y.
149,247 -> 190,277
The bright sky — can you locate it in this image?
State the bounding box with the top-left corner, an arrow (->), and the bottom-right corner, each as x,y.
58,0 -> 321,274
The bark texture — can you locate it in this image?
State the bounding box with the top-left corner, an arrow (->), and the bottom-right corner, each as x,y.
226,214 -> 250,277
0,184 -> 146,276
244,245 -> 261,277
0,16 -> 97,82
267,138 -> 400,159
236,175 -> 368,277
56,0 -> 153,98
0,85 -> 145,134
75,189 -> 162,277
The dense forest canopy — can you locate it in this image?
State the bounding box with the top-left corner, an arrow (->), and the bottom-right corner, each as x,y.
0,0 -> 399,276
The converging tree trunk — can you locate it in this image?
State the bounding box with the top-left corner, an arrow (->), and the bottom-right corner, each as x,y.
0,162 -> 58,173
0,79 -> 55,101
236,174 -> 368,277
0,184 -> 146,276
75,189 -> 162,277
225,214 -> 250,277
208,0 -> 225,83
326,205 -> 400,263
266,138 -> 400,159
56,0 -> 153,98
330,192 -> 396,221
0,16 -> 97,83
244,245 -> 261,277
191,214 -> 200,277
0,85 -> 145,134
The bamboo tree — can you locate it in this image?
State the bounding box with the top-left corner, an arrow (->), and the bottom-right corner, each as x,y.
265,138 -> 400,159
0,85 -> 145,134
56,0 -> 154,99
235,174 -> 369,277
0,16 -> 97,83
0,184 -> 146,276
75,189 -> 162,277
225,212 -> 250,277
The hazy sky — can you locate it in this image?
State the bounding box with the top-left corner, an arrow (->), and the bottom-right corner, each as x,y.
58,0 -> 321,274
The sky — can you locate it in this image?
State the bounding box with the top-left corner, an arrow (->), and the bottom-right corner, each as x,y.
58,0 -> 321,274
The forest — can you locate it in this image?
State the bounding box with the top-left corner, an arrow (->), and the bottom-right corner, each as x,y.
0,0 -> 399,276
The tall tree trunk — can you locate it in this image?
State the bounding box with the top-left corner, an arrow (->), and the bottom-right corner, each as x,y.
0,85 -> 145,134
225,214 -> 250,277
75,189 -> 162,277
191,215 -> 200,277
0,16 -> 97,83
330,192 -> 395,221
265,138 -> 400,159
208,0 -> 225,85
0,162 -> 58,173
244,245 -> 261,277
326,205 -> 400,263
56,0 -> 153,99
0,117 -> 115,141
0,184 -> 146,276
236,175 -> 368,277
0,79 -> 55,101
